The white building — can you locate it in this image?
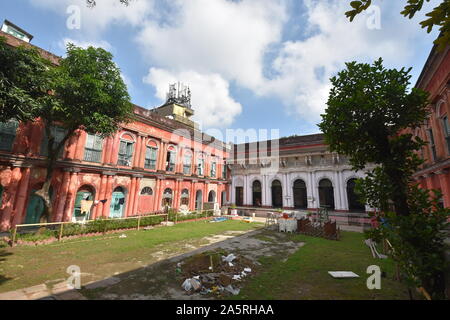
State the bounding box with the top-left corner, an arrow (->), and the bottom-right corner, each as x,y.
229,134 -> 373,213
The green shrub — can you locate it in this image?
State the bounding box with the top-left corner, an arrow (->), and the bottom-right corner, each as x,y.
13,215 -> 165,242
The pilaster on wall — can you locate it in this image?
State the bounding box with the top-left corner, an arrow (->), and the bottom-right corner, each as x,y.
0,167 -> 22,231
12,167 -> 31,226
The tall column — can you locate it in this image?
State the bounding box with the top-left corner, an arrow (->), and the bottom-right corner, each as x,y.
127,177 -> 137,217
132,176 -> 142,216
139,135 -> 147,169
0,167 -> 22,231
102,174 -> 115,218
54,170 -> 71,222
62,169 -> 80,222
74,130 -> 87,161
110,133 -> 120,165
333,171 -> 342,210
103,136 -> 113,164
203,182 -> 208,204
173,179 -> 181,209
190,180 -> 196,210
160,141 -> 169,171
12,166 -> 31,226
94,174 -> 108,219
261,175 -> 266,206
154,177 -> 163,212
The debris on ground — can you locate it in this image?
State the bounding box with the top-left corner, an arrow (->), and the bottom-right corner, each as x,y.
182,278 -> 202,292
119,234 -> 127,239
177,251 -> 256,297
143,226 -> 154,230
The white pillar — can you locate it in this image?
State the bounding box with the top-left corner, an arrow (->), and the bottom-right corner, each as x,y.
261,175 -> 267,206
340,171 -> 349,211
333,171 -> 342,210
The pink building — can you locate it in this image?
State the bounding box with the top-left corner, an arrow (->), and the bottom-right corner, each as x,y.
0,29 -> 230,231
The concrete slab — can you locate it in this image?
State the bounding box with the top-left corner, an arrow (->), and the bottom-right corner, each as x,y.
23,284 -> 48,295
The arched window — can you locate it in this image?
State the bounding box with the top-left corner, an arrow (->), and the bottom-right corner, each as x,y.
118,134 -> 135,166
166,146 -> 177,172
0,120 -> 18,151
145,142 -> 158,170
183,151 -> 192,175
318,179 -> 334,210
252,180 -> 262,207
197,154 -> 205,176
141,187 -> 153,195
441,114 -> 450,155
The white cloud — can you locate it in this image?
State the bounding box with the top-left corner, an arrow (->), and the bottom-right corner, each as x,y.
144,68 -> 242,128
30,0 -> 154,34
30,0 -> 442,130
59,37 -> 112,51
136,0 -> 287,90
259,0 -> 441,124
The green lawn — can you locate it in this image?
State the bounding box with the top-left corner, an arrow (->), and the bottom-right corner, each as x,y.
0,220 -> 262,293
233,231 -> 411,300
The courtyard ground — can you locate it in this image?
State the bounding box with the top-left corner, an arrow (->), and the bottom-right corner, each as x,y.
0,220 -> 411,300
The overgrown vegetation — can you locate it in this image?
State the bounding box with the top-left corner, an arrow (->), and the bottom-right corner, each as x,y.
319,58 -> 449,299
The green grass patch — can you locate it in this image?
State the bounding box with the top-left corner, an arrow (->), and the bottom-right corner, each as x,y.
0,220 -> 262,293
233,232 -> 411,300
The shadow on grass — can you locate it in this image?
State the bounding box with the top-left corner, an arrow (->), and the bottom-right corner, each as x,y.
0,248 -> 13,286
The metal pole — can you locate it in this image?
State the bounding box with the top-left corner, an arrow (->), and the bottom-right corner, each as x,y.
58,223 -> 64,241
11,226 -> 17,247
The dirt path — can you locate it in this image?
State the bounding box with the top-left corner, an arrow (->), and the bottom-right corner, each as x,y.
80,227 -> 304,300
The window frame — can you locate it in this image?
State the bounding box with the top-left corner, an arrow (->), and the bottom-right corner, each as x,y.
118,139 -> 135,166
84,133 -> 104,163
0,120 -> 19,151
144,146 -> 158,170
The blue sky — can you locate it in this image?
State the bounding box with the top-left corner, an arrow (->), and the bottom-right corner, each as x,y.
0,0 -> 441,142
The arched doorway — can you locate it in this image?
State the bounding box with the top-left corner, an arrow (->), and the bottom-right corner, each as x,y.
110,187 -> 126,218
318,179 -> 335,210
138,187 -> 153,214
252,180 -> 262,207
25,186 -> 54,224
25,190 -> 45,224
347,179 -> 365,212
162,188 -> 173,211
73,185 -> 95,222
293,179 -> 307,209
271,180 -> 283,208
195,190 -> 203,211
208,190 -> 216,203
